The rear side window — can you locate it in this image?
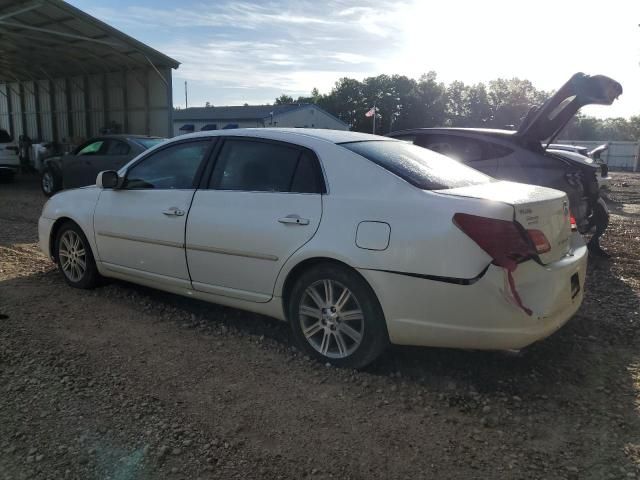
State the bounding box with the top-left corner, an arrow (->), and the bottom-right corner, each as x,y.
133,138 -> 166,150
209,139 -> 323,193
415,134 -> 513,162
106,140 -> 131,155
340,140 -> 491,190
0,129 -> 11,143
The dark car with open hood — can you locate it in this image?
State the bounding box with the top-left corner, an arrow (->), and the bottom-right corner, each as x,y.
388,73 -> 622,255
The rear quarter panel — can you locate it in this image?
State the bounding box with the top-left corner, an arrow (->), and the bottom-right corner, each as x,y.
274,144 -> 514,296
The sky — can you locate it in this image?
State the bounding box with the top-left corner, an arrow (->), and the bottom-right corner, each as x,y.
70,0 -> 640,118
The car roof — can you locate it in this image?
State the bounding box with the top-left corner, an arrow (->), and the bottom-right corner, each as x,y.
174,128 -> 395,145
88,134 -> 165,141
388,127 -> 520,140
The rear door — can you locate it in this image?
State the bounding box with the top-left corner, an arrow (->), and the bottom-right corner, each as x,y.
186,137 -> 324,302
63,139 -> 108,188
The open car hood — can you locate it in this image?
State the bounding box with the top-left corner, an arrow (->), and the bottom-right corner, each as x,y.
516,73 -> 622,144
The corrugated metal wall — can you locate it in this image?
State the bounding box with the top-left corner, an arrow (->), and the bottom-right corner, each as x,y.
0,67 -> 172,144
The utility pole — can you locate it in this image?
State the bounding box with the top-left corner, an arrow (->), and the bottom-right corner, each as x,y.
184,81 -> 188,109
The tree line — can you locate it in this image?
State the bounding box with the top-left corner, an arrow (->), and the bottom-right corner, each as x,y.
275,72 -> 640,141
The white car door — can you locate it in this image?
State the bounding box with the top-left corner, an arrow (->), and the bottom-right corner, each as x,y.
186,138 -> 324,302
93,139 -> 213,287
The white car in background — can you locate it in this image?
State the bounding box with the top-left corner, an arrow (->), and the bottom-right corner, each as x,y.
0,128 -> 19,181
38,129 -> 587,367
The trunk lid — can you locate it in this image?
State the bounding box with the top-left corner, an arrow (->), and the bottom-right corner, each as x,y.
517,73 -> 622,145
437,181 -> 571,264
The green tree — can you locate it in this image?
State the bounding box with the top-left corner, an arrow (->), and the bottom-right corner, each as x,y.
274,94 -> 294,105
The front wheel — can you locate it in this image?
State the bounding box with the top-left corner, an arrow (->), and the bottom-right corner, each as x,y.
288,263 -> 388,369
41,167 -> 61,197
55,222 -> 101,289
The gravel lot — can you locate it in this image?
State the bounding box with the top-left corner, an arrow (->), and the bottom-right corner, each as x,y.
1,173 -> 639,480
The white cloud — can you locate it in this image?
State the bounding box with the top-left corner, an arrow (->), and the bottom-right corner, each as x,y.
73,0 -> 640,117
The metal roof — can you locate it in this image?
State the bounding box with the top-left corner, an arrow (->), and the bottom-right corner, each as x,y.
0,0 -> 180,82
173,104 -> 306,121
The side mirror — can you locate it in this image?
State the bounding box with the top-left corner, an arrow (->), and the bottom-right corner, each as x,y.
97,170 -> 119,189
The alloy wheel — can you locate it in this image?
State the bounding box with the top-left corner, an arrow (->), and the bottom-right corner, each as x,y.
58,230 -> 87,282
298,279 -> 365,359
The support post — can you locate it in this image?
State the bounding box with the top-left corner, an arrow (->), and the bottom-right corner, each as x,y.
83,75 -> 92,137
122,70 -> 129,133
65,77 -> 73,140
33,80 -> 42,141
49,79 -> 57,142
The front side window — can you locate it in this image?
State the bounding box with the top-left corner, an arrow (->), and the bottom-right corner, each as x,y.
124,140 -> 210,189
77,140 -> 105,156
340,140 -> 491,190
209,139 -> 323,193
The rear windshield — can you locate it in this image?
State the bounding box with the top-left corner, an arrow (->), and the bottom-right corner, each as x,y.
0,129 -> 12,143
340,140 -> 492,190
132,138 -> 166,150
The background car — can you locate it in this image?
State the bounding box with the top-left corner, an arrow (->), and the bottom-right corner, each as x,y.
388,73 -> 622,240
40,135 -> 166,196
38,129 -> 587,368
0,128 -> 19,181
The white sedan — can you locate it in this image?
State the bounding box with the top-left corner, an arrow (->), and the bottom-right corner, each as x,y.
38,129 -> 587,368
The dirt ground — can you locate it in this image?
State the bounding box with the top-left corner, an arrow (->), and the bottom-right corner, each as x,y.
1,173 -> 639,480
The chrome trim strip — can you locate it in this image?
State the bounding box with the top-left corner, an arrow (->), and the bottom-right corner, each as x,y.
96,231 -> 184,249
186,243 -> 278,261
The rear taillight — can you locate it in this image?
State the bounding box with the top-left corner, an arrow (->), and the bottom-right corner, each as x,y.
569,214 -> 577,231
526,229 -> 551,254
454,213 -> 536,316
453,213 -> 535,271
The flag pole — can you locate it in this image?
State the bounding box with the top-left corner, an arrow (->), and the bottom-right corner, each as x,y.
372,101 -> 376,135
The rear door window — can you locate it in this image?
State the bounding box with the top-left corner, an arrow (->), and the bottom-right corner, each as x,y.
415,134 -> 513,162
106,140 -> 131,155
209,139 -> 324,193
340,140 -> 492,190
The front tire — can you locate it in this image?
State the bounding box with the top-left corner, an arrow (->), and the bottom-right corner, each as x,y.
288,263 -> 388,369
55,222 -> 101,289
41,167 -> 61,197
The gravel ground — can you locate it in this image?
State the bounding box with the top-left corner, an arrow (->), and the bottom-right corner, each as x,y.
1,173 -> 639,480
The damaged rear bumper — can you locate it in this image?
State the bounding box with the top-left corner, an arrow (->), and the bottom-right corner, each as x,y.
359,233 -> 588,351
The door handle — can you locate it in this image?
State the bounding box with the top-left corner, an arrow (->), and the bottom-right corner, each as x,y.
162,207 -> 185,216
278,214 -> 310,225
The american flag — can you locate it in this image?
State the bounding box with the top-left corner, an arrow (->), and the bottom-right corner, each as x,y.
365,106 -> 377,117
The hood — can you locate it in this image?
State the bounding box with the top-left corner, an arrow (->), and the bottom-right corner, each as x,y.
516,73 -> 622,144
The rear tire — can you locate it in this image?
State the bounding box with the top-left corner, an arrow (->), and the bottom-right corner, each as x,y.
288,263 -> 388,369
41,167 -> 61,197
54,222 -> 101,289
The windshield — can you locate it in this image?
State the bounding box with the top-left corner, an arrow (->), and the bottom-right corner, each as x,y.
340,140 -> 492,190
0,129 -> 12,143
132,138 -> 166,150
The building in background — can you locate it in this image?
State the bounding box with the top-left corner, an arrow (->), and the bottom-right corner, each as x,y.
173,104 -> 348,136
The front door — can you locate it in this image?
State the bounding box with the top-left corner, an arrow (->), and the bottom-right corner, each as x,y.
186,138 -> 324,302
93,139 -> 213,287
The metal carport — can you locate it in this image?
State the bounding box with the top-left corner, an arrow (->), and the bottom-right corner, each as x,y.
0,0 -> 179,149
